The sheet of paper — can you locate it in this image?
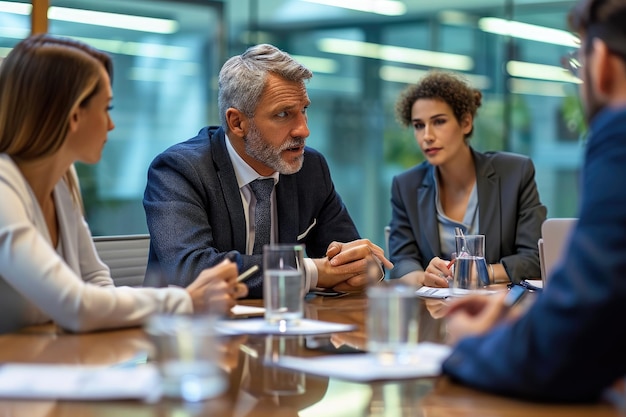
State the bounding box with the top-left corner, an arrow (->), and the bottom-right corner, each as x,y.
0,363 -> 160,401
215,318 -> 356,335
415,286 -> 452,299
416,286 -> 498,299
274,342 -> 452,382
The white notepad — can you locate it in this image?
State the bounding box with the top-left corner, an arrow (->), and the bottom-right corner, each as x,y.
0,363 -> 160,401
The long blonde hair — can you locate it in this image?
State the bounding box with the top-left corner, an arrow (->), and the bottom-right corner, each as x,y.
0,34 -> 113,205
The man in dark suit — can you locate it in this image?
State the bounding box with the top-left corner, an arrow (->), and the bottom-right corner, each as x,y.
442,0 -> 626,403
143,44 -> 391,298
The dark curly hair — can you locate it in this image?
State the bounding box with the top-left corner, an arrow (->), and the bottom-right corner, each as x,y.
395,71 -> 482,140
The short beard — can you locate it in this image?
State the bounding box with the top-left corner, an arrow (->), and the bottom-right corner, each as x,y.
243,121 -> 305,175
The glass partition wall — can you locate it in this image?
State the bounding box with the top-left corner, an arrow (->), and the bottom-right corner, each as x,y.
1,0 -> 581,246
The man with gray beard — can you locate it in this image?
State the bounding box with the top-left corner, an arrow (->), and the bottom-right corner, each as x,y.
143,44 -> 391,298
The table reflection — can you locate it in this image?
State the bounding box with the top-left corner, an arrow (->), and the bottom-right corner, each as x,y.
229,334 -> 329,417
0,292 -> 621,417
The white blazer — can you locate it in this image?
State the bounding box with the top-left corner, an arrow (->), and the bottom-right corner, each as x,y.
0,154 -> 191,333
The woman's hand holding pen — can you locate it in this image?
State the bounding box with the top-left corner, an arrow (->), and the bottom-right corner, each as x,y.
186,258 -> 248,315
423,257 -> 454,287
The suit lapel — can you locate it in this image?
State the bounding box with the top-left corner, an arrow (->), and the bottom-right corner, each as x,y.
417,166 -> 441,258
474,149 -> 501,262
212,129 -> 247,252
276,174 -> 299,243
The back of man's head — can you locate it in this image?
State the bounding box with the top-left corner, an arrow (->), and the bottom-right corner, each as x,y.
569,0 -> 626,55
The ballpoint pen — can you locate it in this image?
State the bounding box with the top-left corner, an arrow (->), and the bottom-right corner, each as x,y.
237,265 -> 259,283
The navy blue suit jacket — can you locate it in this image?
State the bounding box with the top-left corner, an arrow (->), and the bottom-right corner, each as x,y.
442,108 -> 626,402
143,126 -> 359,298
389,148 -> 546,283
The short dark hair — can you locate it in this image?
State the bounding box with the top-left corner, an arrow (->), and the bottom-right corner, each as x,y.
568,0 -> 626,58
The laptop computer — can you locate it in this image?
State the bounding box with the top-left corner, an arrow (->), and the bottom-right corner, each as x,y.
538,218 -> 578,286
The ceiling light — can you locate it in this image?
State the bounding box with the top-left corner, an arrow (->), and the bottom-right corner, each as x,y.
72,36 -> 190,60
0,27 -> 29,40
479,17 -> 578,47
508,78 -> 570,97
48,7 -> 178,34
0,2 -> 178,34
318,38 -> 473,71
0,29 -> 191,61
380,65 -> 490,90
291,55 -> 338,73
0,1 -> 30,15
302,0 -> 406,16
307,74 -> 360,93
128,64 -> 199,82
506,60 -> 581,84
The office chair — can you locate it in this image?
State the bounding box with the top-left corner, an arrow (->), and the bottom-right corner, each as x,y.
93,234 -> 151,287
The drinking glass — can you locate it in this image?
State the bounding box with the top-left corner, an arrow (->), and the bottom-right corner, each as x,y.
145,314 -> 226,402
452,234 -> 490,295
367,282 -> 420,365
263,244 -> 306,327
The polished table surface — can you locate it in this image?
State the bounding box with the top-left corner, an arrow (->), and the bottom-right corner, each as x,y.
0,292 -> 623,417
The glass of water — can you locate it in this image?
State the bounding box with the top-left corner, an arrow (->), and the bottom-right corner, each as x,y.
452,234 -> 490,295
263,244 -> 306,327
367,282 -> 420,365
145,314 -> 226,402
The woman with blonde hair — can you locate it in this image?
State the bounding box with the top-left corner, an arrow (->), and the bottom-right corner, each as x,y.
0,34 -> 247,333
389,71 -> 546,287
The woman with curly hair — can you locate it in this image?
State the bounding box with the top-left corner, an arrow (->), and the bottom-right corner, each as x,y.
388,71 -> 546,287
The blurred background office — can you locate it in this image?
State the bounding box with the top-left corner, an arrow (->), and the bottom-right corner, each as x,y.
0,0 -> 583,249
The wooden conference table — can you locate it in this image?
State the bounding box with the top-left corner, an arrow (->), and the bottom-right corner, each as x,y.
0,292 -> 623,417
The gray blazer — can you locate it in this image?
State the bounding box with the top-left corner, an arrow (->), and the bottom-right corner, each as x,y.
388,149 -> 546,284
143,126 -> 359,298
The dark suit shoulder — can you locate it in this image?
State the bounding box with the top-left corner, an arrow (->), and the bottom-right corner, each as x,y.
480,150 -> 533,169
154,126 -> 223,164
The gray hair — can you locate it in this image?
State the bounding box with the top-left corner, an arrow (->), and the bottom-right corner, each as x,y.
218,44 -> 313,129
